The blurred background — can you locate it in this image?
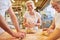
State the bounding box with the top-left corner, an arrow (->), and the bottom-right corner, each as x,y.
5,0 -> 55,29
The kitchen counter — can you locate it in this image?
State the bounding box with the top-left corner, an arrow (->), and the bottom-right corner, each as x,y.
0,29 -> 60,40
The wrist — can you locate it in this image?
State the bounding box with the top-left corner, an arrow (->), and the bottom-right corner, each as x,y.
17,29 -> 20,32
10,31 -> 15,37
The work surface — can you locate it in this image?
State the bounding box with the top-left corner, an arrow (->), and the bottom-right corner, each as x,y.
0,29 -> 60,40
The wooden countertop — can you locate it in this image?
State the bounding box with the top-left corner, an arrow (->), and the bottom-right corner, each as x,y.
0,29 -> 60,40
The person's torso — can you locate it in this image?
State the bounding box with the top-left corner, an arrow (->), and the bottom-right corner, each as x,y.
24,11 -> 41,30
55,12 -> 60,29
43,4 -> 55,19
0,0 -> 11,17
25,11 -> 40,24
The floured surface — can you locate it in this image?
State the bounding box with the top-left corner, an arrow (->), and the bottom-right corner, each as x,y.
23,34 -> 38,40
0,29 -> 60,40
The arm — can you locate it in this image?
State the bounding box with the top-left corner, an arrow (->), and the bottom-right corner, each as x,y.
4,7 -> 26,38
23,17 -> 34,28
43,19 -> 55,31
0,15 -> 13,36
23,18 -> 30,28
47,28 -> 60,40
7,6 -> 20,32
48,19 -> 55,30
35,18 -> 41,26
0,15 -> 26,38
34,13 -> 41,28
23,18 -> 27,27
45,19 -> 55,34
34,18 -> 41,29
23,18 -> 41,28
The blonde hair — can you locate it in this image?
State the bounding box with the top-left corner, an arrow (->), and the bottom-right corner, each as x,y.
26,1 -> 36,10
51,0 -> 60,4
52,0 -> 60,2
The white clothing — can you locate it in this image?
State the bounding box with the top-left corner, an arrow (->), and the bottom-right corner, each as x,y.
55,12 -> 60,29
0,0 -> 12,34
0,0 -> 12,17
43,4 -> 55,18
23,11 -> 41,31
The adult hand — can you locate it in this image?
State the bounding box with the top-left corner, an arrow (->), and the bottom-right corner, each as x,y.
47,28 -> 54,34
12,31 -> 26,39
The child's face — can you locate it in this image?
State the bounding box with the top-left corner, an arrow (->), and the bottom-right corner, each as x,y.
27,2 -> 34,11
52,2 -> 60,13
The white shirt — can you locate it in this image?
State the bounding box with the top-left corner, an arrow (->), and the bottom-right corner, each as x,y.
55,12 -> 60,29
43,4 -> 55,18
23,11 -> 41,30
0,0 -> 12,34
0,0 -> 12,17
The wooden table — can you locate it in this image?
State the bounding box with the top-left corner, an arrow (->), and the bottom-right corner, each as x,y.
0,29 -> 60,40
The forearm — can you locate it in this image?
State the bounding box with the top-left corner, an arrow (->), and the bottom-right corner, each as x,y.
23,22 -> 30,27
0,15 -> 13,36
49,19 -> 55,29
10,12 -> 20,32
35,19 -> 41,27
47,28 -> 60,40
49,23 -> 55,30
8,7 -> 20,32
